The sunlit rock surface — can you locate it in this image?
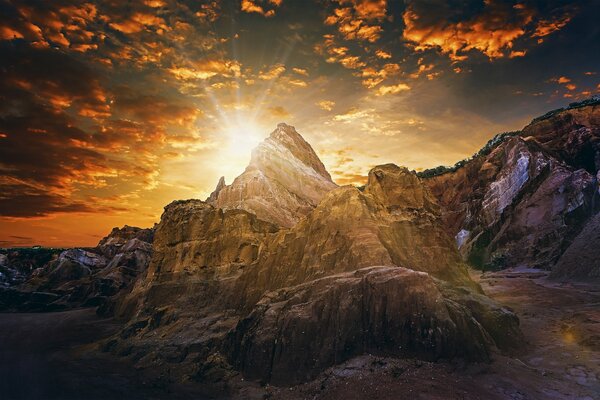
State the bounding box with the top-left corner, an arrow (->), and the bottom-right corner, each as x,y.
106,127 -> 521,389
228,266 -> 493,385
208,123 -> 337,228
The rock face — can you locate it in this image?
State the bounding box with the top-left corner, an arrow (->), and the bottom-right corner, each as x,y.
0,247 -> 63,288
423,103 -> 600,270
208,123 -> 338,228
0,225 -> 154,311
256,164 -> 473,290
551,212 -> 600,280
228,266 -> 515,385
106,126 -> 521,391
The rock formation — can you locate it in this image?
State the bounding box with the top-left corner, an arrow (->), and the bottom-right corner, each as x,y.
207,123 -> 338,227
105,124 -> 522,391
0,225 -> 154,311
550,212 -> 600,280
422,101 -> 600,271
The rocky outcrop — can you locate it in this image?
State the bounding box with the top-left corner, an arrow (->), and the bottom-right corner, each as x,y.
0,225 -> 154,311
113,199 -> 278,320
0,247 -> 63,288
228,266 -> 519,385
97,225 -> 154,258
207,176 -> 225,203
105,133 -> 521,389
550,212 -> 600,280
208,123 -> 337,227
423,104 -> 600,270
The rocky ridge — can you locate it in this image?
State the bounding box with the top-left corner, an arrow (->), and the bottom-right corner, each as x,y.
0,225 -> 154,311
422,101 -> 600,272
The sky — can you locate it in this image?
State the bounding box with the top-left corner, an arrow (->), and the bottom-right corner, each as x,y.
0,0 -> 599,247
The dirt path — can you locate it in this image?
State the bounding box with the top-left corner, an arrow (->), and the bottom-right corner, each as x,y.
472,268 -> 600,399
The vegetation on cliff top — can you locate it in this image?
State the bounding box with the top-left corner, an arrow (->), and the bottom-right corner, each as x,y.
417,96 -> 600,179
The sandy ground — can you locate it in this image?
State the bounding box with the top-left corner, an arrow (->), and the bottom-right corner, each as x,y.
1,268 -> 599,399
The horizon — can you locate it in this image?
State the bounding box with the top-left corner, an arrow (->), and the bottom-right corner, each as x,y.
1,0 -> 599,247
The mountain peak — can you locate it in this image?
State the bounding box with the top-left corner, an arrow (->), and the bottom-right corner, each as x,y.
253,122 -> 332,181
208,124 -> 337,227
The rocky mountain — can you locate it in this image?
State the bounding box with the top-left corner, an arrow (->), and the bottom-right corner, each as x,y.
207,123 -> 338,228
0,225 -> 154,311
104,124 -> 521,393
422,99 -> 600,273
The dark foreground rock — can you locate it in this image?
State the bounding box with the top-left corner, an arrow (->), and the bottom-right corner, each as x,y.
228,266 -> 520,385
550,212 -> 600,281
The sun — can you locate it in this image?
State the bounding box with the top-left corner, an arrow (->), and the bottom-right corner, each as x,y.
223,120 -> 264,158
215,117 -> 266,183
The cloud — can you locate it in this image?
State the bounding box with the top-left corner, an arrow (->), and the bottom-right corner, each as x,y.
533,12 -> 573,41
375,49 -> 391,59
324,0 -> 387,43
241,0 -> 282,18
109,12 -> 167,34
195,1 -> 221,22
268,105 -> 290,118
169,59 -> 242,80
258,64 -> 286,80
0,2 -> 100,51
292,67 -> 308,76
401,0 -> 573,61
317,100 -> 336,111
376,83 -> 410,96
0,42 -> 204,218
333,107 -> 373,123
360,62 -> 400,88
317,35 -> 366,70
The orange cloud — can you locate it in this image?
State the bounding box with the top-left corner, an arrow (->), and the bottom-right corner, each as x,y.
241,0 -> 282,18
109,12 -> 167,34
533,12 -> 573,41
361,63 -> 400,88
375,49 -> 391,59
258,64 -> 286,80
292,67 -> 308,76
325,0 -> 387,43
376,82 -> 410,96
317,35 -> 366,70
403,2 -> 535,60
1,2 -> 100,52
169,59 -> 242,80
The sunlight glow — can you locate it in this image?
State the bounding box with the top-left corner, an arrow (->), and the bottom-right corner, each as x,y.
215,116 -> 266,183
